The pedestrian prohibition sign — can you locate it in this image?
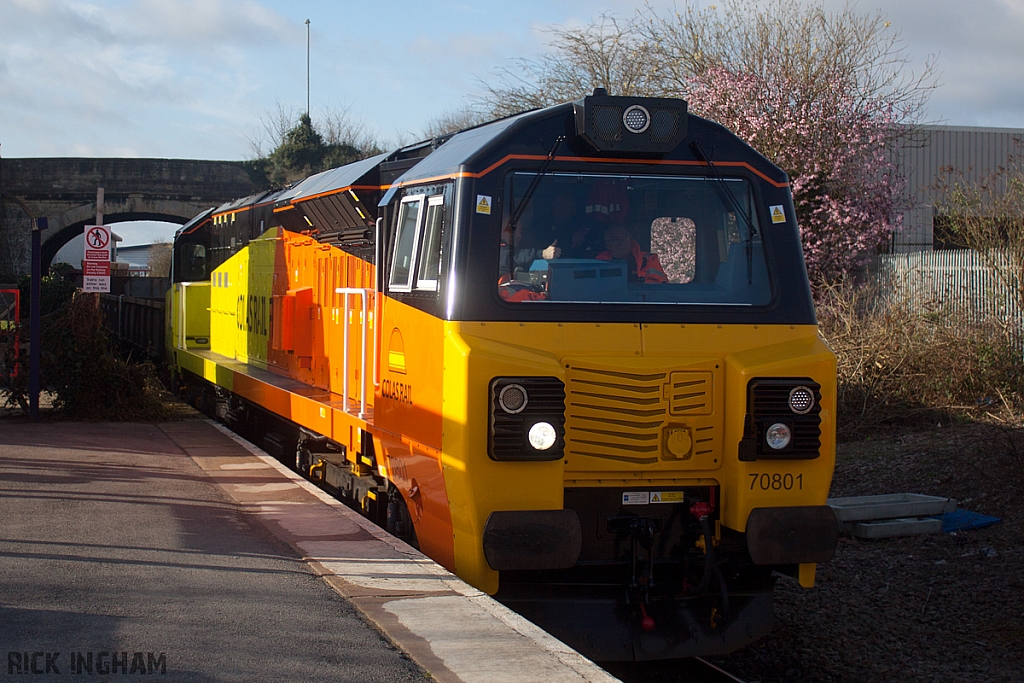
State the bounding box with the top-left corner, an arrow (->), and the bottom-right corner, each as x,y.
86,225 -> 110,249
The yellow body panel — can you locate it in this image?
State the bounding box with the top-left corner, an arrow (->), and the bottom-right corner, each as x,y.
440,321 -> 836,592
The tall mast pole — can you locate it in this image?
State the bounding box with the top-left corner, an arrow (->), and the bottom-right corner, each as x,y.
305,19 -> 311,118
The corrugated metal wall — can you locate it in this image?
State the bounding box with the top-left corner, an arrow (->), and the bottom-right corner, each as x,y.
895,126 -> 1024,252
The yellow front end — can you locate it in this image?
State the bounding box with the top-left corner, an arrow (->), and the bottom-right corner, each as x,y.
440,320 -> 835,594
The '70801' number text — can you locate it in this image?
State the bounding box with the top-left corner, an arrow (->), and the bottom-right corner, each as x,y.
749,473 -> 803,491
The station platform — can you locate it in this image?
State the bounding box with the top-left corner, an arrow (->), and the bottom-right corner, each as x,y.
0,419 -> 619,683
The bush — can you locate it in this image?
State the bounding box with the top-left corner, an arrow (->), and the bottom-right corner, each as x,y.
2,292 -> 167,421
818,282 -> 1024,440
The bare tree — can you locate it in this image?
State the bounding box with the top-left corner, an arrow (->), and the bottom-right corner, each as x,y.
246,101 -> 301,159
476,14 -> 661,118
318,105 -> 382,155
422,105 -> 490,139
640,0 -> 938,126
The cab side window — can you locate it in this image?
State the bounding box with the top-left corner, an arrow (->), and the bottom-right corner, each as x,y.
388,191 -> 446,294
389,196 -> 423,291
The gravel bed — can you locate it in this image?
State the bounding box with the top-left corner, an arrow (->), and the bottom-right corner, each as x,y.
707,420 -> 1024,682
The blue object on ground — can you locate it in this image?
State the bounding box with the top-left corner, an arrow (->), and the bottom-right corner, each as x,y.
937,509 -> 1002,533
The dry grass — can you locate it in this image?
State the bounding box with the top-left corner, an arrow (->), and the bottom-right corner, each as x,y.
817,282 -> 1024,440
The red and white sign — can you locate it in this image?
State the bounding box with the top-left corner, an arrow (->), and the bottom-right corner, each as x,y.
83,261 -> 111,277
83,225 -> 111,293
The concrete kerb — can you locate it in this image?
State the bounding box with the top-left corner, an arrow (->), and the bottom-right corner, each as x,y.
192,420 -> 621,683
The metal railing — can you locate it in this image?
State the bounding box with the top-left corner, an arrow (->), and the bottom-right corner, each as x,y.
869,249 -> 1023,348
334,287 -> 375,418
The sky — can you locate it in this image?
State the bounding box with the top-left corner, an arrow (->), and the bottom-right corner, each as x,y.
8,0 -> 1024,245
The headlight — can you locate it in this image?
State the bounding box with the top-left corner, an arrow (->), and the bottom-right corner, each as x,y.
765,422 -> 792,450
528,422 -> 557,450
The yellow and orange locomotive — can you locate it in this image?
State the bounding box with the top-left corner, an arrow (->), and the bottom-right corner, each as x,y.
168,91 -> 838,660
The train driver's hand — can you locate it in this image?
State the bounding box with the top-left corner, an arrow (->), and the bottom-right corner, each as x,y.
541,241 -> 561,260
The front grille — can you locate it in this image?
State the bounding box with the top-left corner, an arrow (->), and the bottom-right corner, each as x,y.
747,378 -> 822,459
667,371 -> 712,415
566,366 -> 667,465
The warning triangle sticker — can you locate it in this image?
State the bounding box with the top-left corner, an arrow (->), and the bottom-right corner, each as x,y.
770,205 -> 785,223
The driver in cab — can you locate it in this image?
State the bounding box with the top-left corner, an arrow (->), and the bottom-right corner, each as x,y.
597,226 -> 668,284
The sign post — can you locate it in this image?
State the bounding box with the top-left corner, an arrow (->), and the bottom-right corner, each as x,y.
83,224 -> 111,293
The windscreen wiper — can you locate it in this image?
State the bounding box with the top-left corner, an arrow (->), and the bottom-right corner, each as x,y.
690,140 -> 760,285
507,136 -> 565,266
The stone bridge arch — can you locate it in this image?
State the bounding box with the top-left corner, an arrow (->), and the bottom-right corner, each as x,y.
41,196 -> 208,270
0,157 -> 262,282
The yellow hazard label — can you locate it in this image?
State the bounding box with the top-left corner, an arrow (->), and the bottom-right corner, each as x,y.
770,205 -> 785,223
650,491 -> 684,504
476,195 -> 492,215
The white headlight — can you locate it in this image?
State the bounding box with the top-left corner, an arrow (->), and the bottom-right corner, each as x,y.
528,422 -> 557,450
765,422 -> 792,450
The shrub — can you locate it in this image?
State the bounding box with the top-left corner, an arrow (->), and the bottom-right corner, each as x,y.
818,282 -> 1024,440
2,292 -> 166,421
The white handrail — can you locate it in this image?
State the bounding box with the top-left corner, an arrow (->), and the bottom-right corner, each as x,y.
335,287 -> 371,418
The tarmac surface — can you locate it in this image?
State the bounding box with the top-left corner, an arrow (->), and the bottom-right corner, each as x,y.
0,419 -> 619,683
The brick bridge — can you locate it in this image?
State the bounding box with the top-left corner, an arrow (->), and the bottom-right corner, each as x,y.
0,158 -> 262,283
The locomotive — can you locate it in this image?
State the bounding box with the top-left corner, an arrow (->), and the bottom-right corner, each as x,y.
167,90 -> 838,661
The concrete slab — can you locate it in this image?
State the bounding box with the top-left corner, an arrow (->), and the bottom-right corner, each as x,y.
827,493 -> 957,522
185,421 -> 621,683
849,516 -> 944,539
0,418 -> 619,682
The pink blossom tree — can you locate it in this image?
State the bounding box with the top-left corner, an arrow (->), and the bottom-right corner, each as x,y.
687,66 -> 906,283
477,0 -> 936,287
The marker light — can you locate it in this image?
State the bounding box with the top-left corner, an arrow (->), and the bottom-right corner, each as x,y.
788,386 -> 815,414
498,384 -> 528,414
528,422 -> 557,450
622,105 -> 651,134
765,423 -> 792,450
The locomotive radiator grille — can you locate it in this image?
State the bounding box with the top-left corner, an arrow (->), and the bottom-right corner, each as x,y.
563,361 -> 722,479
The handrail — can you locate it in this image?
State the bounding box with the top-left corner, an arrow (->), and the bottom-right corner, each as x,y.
335,287 -> 372,418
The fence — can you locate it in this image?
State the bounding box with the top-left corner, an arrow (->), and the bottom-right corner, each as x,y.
98,294 -> 165,362
869,249 -> 1023,348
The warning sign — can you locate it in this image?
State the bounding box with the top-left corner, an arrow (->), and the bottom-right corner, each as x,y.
83,261 -> 110,277
83,225 -> 111,293
476,195 -> 492,215
769,205 -> 786,224
650,491 -> 684,504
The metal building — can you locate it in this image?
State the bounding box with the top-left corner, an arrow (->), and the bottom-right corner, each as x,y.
895,125 -> 1024,252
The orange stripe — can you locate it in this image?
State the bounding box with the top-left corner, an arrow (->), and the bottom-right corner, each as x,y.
292,184 -> 383,204
386,154 -> 790,189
